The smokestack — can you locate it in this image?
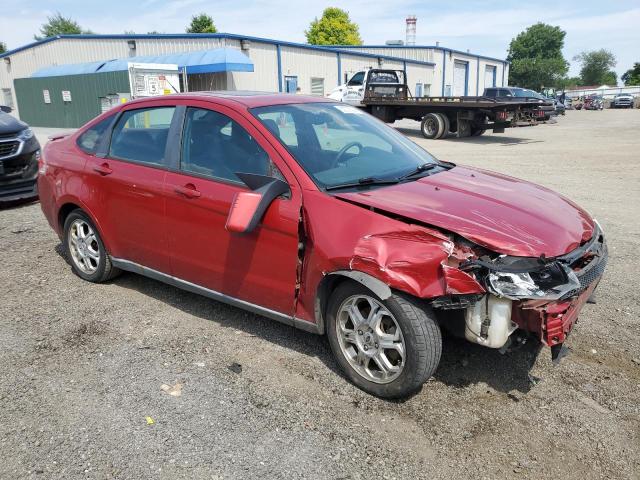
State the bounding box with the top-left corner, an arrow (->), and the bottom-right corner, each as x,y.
406,15 -> 417,46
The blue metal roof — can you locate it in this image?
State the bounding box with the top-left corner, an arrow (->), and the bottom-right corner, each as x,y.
31,47 -> 254,78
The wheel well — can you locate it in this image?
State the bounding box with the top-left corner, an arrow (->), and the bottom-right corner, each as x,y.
315,275 -> 350,334
58,203 -> 81,231
315,272 -> 393,334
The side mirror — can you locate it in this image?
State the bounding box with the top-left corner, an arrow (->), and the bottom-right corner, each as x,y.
225,173 -> 290,234
0,105 -> 12,114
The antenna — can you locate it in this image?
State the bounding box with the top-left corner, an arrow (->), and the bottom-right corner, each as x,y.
406,15 -> 417,46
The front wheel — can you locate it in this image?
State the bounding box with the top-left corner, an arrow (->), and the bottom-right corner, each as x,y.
326,282 -> 442,398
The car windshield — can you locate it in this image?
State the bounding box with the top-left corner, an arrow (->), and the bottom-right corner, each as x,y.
251,102 -> 441,189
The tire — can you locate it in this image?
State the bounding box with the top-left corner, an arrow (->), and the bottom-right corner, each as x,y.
326,281 -> 442,399
63,210 -> 120,283
457,119 -> 472,138
420,113 -> 444,139
471,127 -> 486,136
435,113 -> 450,139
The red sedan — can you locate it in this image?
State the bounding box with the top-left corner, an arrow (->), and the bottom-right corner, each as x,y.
38,93 -> 606,398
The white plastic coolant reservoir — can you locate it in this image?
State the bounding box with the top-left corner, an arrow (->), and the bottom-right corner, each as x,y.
464,295 -> 515,348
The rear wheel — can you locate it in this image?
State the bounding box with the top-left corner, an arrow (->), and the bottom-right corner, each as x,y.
435,113 -> 450,139
326,282 -> 442,398
63,210 -> 120,283
420,113 -> 444,139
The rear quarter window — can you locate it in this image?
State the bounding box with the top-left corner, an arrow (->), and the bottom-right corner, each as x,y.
76,116 -> 114,155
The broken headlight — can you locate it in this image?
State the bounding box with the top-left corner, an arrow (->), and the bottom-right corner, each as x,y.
487,262 -> 580,301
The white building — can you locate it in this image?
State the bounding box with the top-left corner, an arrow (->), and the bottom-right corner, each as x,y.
0,33 -> 509,123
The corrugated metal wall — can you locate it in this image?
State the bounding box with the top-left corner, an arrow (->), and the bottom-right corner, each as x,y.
14,71 -> 129,128
279,46 -> 338,96
226,41 -> 279,92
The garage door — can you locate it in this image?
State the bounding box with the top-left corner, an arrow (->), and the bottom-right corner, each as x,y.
484,65 -> 496,89
453,61 -> 468,97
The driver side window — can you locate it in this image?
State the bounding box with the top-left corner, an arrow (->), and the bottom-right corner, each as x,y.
181,108 -> 282,183
347,72 -> 365,86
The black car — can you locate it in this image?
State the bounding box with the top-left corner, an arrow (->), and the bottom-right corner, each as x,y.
0,106 -> 41,202
483,87 -> 556,120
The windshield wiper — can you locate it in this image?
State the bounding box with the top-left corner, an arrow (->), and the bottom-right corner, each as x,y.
325,176 -> 399,191
397,163 -> 440,181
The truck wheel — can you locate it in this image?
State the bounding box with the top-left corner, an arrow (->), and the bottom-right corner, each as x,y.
326,281 -> 442,399
435,113 -> 450,139
63,210 -> 120,283
420,114 -> 443,139
457,119 -> 472,138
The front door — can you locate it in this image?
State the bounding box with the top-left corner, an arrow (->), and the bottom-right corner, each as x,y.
164,103 -> 302,315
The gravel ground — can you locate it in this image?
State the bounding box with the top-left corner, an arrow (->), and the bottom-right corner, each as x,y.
1,109 -> 639,480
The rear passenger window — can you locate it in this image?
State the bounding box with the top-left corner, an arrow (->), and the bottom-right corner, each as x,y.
181,108 -> 280,183
109,107 -> 175,165
77,115 -> 114,154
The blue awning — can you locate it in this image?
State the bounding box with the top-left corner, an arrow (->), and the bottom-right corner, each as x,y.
31,48 -> 254,78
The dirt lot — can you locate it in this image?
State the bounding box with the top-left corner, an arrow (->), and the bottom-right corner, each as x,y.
1,109 -> 639,479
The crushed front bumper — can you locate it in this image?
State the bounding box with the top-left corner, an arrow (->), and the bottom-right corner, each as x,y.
511,232 -> 607,348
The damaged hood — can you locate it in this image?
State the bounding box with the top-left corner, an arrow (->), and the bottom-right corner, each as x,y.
334,166 -> 594,257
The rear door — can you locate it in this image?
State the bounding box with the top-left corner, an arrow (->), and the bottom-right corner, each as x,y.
164,102 -> 302,315
83,105 -> 176,273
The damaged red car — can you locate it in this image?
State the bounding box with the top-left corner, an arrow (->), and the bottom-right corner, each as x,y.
38,93 -> 607,398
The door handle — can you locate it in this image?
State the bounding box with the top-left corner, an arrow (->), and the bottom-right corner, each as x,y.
174,183 -> 201,198
93,163 -> 113,176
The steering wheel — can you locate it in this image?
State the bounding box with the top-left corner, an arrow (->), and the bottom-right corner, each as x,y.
331,142 -> 363,168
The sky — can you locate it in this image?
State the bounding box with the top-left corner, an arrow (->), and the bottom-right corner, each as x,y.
1,0 -> 638,82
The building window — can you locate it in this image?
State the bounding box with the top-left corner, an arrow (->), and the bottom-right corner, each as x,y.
1,88 -> 14,109
310,77 -> 325,96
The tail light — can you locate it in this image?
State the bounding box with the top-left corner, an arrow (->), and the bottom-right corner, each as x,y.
534,110 -> 545,118
497,111 -> 508,121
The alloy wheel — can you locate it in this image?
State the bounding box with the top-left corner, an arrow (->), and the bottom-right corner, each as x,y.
68,219 -> 100,274
336,295 -> 406,384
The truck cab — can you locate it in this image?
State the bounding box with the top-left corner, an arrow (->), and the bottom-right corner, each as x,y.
328,69 -> 403,105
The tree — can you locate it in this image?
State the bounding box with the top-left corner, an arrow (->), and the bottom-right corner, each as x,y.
34,12 -> 93,40
573,49 -> 617,86
557,76 -> 583,89
186,13 -> 217,33
506,23 -> 569,90
621,63 -> 640,86
306,7 -> 362,45
0,42 -> 6,54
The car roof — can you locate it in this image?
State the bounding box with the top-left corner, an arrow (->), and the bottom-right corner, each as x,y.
123,91 -> 332,109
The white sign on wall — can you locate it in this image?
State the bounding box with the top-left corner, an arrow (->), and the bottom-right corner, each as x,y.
62,90 -> 72,102
43,89 -> 51,104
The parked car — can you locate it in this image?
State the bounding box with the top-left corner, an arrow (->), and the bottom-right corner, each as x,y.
38,93 -> 607,398
612,93 -> 634,108
483,87 -> 556,120
584,95 -> 604,110
0,105 -> 41,202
